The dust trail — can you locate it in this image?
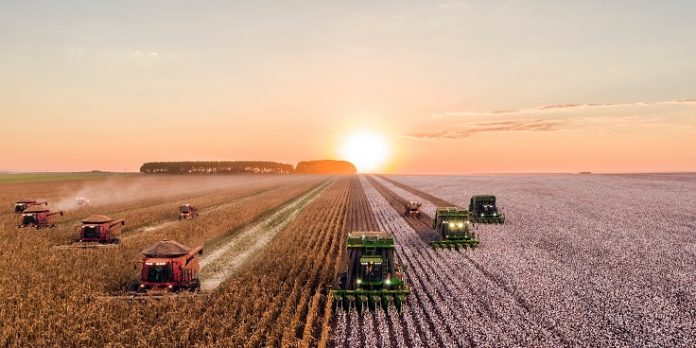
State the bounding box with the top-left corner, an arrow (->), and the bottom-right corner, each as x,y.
52,176 -> 275,211
199,178 -> 336,291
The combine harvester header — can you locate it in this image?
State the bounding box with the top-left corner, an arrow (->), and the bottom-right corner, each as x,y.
333,231 -> 410,312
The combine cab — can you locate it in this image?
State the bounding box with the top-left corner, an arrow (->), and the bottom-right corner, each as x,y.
178,204 -> 199,220
18,205 -> 63,229
333,231 -> 410,312
404,201 -> 422,218
13,199 -> 47,214
469,195 -> 505,224
429,207 -> 478,249
130,240 -> 203,295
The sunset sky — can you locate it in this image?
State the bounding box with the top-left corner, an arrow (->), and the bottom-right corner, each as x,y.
1,1 -> 695,173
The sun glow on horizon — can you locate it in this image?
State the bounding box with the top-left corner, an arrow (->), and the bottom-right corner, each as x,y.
340,131 -> 391,173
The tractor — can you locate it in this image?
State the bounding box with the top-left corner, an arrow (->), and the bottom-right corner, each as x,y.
178,204 -> 199,220
130,240 -> 203,295
77,215 -> 125,244
13,199 -> 47,214
469,195 -> 505,224
332,231 -> 410,312
429,207 -> 479,249
18,205 -> 63,228
404,201 -> 422,218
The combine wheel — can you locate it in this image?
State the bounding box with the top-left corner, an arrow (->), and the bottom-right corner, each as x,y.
190,279 -> 201,292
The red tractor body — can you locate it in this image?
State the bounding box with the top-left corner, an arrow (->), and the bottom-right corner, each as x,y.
135,240 -> 203,293
78,215 -> 125,243
13,199 -> 47,214
19,205 -> 63,228
178,204 -> 199,220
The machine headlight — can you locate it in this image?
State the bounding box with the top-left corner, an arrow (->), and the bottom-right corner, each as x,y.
356,279 -> 362,285
385,279 -> 391,285
457,222 -> 464,228
139,284 -> 145,288
480,213 -> 485,217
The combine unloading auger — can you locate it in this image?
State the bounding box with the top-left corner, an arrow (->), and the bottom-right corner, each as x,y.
429,207 -> 479,249
469,195 -> 505,224
332,231 -> 410,312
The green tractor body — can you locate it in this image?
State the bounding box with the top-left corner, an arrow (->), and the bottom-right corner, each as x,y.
430,207 -> 479,249
469,195 -> 505,224
332,231 -> 410,312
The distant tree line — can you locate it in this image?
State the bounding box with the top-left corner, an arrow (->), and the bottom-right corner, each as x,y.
139,160 -> 356,175
295,160 -> 356,174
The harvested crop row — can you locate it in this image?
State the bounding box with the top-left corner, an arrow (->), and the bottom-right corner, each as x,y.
382,174 -> 696,347
0,176 -> 329,347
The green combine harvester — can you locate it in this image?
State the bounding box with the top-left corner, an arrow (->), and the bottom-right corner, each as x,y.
332,231 -> 410,312
469,195 -> 505,224
430,207 -> 479,249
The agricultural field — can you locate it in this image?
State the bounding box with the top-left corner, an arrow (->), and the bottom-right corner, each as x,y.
0,173 -> 694,347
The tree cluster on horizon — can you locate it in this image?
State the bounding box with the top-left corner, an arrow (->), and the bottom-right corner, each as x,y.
139,160 -> 356,175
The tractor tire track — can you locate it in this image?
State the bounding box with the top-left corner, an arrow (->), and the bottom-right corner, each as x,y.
373,175 -> 574,346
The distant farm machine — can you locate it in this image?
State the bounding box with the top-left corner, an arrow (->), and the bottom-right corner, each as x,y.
59,215 -> 126,249
469,195 -> 505,224
404,201 -> 422,218
76,197 -> 91,209
18,205 -> 63,229
333,231 -> 410,312
13,199 -> 47,214
178,204 -> 199,220
429,207 -> 479,249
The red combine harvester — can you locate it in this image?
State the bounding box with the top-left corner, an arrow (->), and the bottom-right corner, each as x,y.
78,215 -> 125,244
18,205 -> 63,228
178,204 -> 199,220
13,199 -> 47,214
130,240 -> 203,295
404,201 -> 422,218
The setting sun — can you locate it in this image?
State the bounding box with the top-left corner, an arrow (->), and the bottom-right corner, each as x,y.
340,131 -> 390,173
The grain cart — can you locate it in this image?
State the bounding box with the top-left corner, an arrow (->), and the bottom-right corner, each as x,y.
129,240 -> 203,295
77,215 -> 125,244
13,199 -> 47,214
469,195 -> 505,224
404,201 -> 422,218
430,207 -> 479,249
332,231 -> 410,312
178,204 -> 199,220
18,205 -> 63,228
